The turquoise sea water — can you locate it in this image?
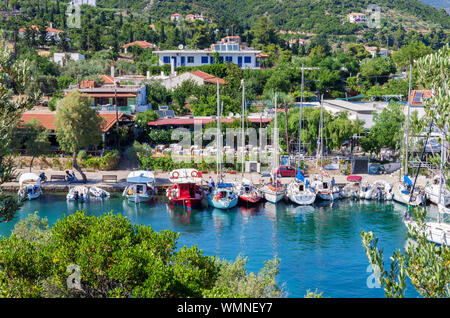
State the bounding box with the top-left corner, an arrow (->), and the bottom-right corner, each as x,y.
1,194 -> 442,298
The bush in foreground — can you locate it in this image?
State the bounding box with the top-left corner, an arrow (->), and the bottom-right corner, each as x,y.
0,212 -> 284,298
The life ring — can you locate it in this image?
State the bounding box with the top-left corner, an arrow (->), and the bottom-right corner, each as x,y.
172,171 -> 179,179
191,170 -> 198,178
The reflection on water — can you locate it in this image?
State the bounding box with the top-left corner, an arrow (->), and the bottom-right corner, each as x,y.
1,194 -> 444,298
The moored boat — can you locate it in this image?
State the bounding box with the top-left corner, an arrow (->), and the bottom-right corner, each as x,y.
67,185 -> 89,202
123,171 -> 156,203
17,173 -> 42,200
287,169 -> 315,205
311,174 -> 340,201
208,183 -> 239,209
340,175 -> 362,199
89,186 -> 110,198
392,175 -> 424,206
425,175 -> 450,206
166,169 -> 205,208
236,178 -> 263,205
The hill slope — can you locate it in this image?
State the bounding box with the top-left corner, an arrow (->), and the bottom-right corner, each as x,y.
95,0 -> 450,31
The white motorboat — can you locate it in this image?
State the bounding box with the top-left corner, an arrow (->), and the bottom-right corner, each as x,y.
425,175 -> 450,206
123,170 -> 156,203
89,186 -> 110,198
287,170 -> 315,205
17,173 -> 42,200
67,185 -> 89,202
360,180 -> 393,201
340,175 -> 362,199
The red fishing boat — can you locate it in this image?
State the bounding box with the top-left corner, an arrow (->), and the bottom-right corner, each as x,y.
166,169 -> 205,208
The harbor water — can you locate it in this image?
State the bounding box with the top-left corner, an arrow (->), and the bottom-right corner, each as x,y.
1,194 -> 443,298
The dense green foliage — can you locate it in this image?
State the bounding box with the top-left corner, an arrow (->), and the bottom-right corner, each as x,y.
361,102 -> 406,154
0,212 -> 283,298
0,42 -> 37,223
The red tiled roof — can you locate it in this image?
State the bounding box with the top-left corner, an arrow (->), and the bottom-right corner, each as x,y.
19,25 -> 63,33
123,41 -> 156,49
99,75 -> 115,84
188,70 -> 227,85
410,90 -> 433,106
20,112 -> 127,132
148,117 -> 271,127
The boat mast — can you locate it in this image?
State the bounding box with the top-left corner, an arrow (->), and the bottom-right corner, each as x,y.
241,79 -> 245,178
274,92 -> 279,189
217,80 -> 221,182
405,63 -> 412,177
299,64 -> 304,156
316,94 -> 324,171
438,130 -> 445,223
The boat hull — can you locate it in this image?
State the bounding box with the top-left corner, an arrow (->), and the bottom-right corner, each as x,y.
238,194 -> 263,205
288,193 -> 316,205
207,195 -> 238,209
317,191 -> 340,201
263,190 -> 286,204
126,194 -> 152,203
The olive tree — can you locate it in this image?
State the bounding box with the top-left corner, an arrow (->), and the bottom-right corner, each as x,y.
55,90 -> 103,183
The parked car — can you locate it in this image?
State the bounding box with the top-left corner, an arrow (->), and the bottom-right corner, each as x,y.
273,165 -> 301,177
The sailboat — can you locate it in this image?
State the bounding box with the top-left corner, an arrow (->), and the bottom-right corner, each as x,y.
287,169 -> 316,205
235,79 -> 263,205
261,92 -> 287,204
310,95 -> 339,201
207,81 -> 239,210
393,174 -> 424,206
394,73 -> 425,207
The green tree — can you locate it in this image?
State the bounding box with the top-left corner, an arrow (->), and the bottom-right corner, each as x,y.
0,42 -> 37,222
55,90 -> 103,183
361,103 -> 406,154
392,40 -> 433,70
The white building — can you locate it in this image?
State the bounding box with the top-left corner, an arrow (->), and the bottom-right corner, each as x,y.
53,52 -> 85,66
364,46 -> 389,58
153,36 -> 262,70
348,12 -> 367,23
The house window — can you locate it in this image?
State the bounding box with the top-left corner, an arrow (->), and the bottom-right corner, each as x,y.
218,56 -> 224,63
187,56 -> 195,64
244,56 -> 252,64
201,56 -> 209,64
163,56 -> 171,64
225,56 -> 233,63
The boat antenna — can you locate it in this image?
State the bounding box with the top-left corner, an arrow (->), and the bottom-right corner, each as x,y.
241,78 -> 245,179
